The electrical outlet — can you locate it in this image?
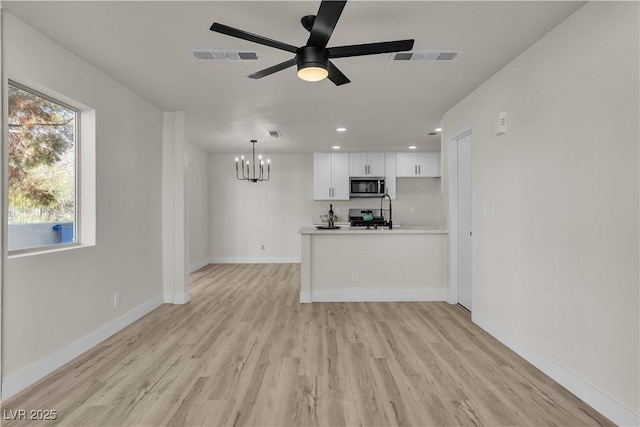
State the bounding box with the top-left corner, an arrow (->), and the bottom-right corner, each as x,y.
351,272 -> 359,282
260,244 -> 265,251
113,292 -> 120,307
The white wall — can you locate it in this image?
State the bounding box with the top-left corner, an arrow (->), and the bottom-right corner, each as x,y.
187,144 -> 211,271
208,153 -> 444,262
442,2 -> 639,423
2,13 -> 164,397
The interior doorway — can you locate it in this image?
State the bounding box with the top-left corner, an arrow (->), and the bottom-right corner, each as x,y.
448,130 -> 473,311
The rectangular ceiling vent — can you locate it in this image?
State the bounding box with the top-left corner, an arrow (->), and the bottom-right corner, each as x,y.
190,50 -> 261,61
390,50 -> 461,62
267,130 -> 281,138
426,131 -> 439,136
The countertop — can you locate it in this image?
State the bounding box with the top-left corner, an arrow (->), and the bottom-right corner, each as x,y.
299,226 -> 447,235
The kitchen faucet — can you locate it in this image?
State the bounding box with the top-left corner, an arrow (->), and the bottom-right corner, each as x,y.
380,193 -> 393,229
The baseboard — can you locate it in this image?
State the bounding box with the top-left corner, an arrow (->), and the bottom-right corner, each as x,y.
1,295 -> 164,402
173,291 -> 191,304
189,257 -> 213,273
210,257 -> 301,264
472,311 -> 639,427
310,289 -> 446,303
163,291 -> 191,304
300,291 -> 311,303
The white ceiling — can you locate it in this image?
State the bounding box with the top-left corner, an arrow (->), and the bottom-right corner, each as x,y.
4,1 -> 584,154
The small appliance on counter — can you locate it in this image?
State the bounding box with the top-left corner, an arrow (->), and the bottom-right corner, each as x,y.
349,208 -> 386,228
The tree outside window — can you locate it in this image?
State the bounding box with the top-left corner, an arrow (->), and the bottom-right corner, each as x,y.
8,82 -> 77,252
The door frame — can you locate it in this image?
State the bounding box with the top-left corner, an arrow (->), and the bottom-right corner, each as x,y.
447,128 -> 472,306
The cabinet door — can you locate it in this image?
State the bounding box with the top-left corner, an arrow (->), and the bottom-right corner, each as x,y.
417,152 -> 440,177
349,153 -> 369,177
395,153 -> 417,177
384,152 -> 396,200
331,153 -> 350,199
367,153 -> 386,177
313,153 -> 332,199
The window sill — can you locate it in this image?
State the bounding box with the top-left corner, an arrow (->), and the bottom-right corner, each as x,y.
8,242 -> 95,259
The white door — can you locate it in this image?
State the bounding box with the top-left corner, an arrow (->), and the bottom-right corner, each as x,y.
313,153 -> 332,200
416,152 -> 440,177
457,133 -> 473,310
349,153 -> 368,177
367,153 -> 386,177
395,153 -> 417,177
331,153 -> 351,200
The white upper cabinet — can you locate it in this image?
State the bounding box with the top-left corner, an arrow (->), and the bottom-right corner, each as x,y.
349,153 -> 385,177
313,152 -> 350,200
396,152 -> 440,177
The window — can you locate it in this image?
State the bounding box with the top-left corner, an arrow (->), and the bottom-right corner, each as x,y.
8,81 -> 79,253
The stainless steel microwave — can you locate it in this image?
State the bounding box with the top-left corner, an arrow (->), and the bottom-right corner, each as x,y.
349,177 -> 385,198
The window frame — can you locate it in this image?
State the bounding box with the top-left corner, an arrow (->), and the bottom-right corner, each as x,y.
7,80 -> 81,255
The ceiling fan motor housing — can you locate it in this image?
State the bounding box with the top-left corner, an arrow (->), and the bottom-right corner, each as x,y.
297,46 -> 329,72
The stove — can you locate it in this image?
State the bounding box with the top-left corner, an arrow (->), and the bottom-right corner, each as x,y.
349,208 -> 386,227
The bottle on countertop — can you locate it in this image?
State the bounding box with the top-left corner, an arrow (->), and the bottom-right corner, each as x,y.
328,204 -> 334,228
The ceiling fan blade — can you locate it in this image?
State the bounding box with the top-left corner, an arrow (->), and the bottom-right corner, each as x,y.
306,0 -> 347,48
328,39 -> 414,58
248,58 -> 297,79
210,23 -> 298,54
327,60 -> 350,86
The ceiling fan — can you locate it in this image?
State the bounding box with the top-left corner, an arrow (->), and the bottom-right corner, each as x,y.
209,0 -> 414,86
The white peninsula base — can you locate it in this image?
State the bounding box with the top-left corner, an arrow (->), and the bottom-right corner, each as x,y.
299,227 -> 447,303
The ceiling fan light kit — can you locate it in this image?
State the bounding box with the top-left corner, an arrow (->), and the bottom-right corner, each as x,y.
297,46 -> 329,82
209,0 -> 414,86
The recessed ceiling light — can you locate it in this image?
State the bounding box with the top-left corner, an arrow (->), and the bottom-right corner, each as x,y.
409,146 -> 417,150
332,146 -> 341,150
435,128 -> 442,132
336,127 -> 347,132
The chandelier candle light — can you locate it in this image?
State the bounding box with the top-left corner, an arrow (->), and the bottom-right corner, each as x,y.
235,139 -> 270,182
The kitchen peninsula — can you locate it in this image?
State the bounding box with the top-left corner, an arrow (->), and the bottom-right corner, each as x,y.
299,227 -> 447,303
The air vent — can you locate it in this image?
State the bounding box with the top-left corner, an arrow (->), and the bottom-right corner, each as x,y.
426,132 -> 439,136
390,50 -> 461,62
190,50 -> 261,61
267,130 -> 281,138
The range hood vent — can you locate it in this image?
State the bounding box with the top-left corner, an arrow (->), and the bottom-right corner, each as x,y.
190,50 -> 261,61
390,50 -> 461,62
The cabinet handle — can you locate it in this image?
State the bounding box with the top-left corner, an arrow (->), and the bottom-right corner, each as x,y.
418,165 -> 421,175
414,165 -> 417,175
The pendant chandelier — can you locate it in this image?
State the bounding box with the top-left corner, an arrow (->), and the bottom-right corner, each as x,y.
235,139 -> 270,182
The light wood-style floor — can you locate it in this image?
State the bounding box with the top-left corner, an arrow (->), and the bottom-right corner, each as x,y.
4,263 -> 611,426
